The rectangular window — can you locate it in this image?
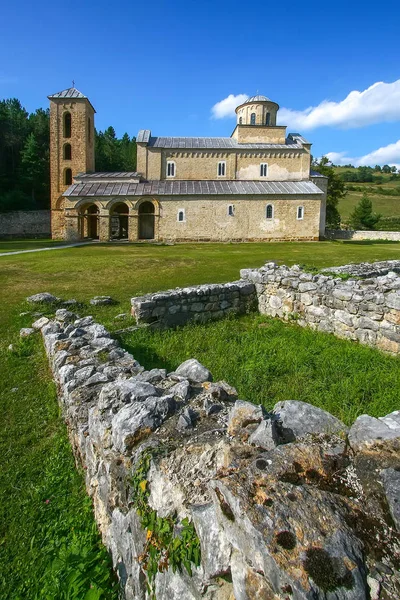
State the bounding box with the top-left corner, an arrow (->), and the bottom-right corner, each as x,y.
177,208 -> 185,222
260,163 -> 268,177
227,204 -> 235,216
218,161 -> 226,177
297,206 -> 304,220
167,161 -> 175,177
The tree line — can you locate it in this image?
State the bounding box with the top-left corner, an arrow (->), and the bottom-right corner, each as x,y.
0,98 -> 137,212
337,164 -> 398,183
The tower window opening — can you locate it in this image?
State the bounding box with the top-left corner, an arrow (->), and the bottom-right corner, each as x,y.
265,112 -> 270,125
260,163 -> 268,177
250,112 -> 256,125
63,143 -> 72,160
177,208 -> 185,222
228,204 -> 235,217
167,161 -> 176,177
266,204 -> 274,219
297,206 -> 304,220
64,168 -> 72,185
63,112 -> 71,138
218,161 -> 226,177
239,117 -> 243,124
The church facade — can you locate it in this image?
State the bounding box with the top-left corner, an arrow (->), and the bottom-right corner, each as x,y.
48,88 -> 327,242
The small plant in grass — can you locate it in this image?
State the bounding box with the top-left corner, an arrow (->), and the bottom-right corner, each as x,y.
132,450 -> 201,599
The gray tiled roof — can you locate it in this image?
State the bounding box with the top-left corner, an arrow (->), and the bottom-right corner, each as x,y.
75,172 -> 141,180
48,87 -> 87,99
137,130 -> 151,143
63,179 -> 323,198
143,136 -> 300,150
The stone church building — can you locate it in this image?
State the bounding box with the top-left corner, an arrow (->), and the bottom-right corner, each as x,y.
48,88 -> 327,242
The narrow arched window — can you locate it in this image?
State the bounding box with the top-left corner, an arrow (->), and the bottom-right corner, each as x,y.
297,206 -> 304,220
265,112 -> 270,125
239,117 -> 243,124
228,204 -> 235,216
260,163 -> 268,177
167,161 -> 176,177
266,204 -> 273,219
64,168 -> 72,185
63,143 -> 72,160
63,112 -> 71,138
250,112 -> 256,125
218,161 -> 226,177
88,117 -> 91,143
177,209 -> 185,222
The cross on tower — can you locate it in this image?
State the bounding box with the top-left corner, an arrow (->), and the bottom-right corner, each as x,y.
72,80 -> 75,88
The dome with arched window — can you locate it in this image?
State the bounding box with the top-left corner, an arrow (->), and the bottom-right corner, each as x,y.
235,94 -> 279,127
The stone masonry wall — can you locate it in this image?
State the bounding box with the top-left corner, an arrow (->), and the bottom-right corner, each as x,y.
131,280 -> 257,328
326,229 -> 400,241
240,260 -> 400,354
0,210 -> 50,239
33,307 -> 400,600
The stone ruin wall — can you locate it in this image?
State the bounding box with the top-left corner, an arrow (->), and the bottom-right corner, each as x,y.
240,260 -> 400,354
131,281 -> 257,329
32,305 -> 400,600
131,260 -> 400,354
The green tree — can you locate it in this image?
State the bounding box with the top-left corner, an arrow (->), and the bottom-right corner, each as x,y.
311,156 -> 346,229
349,193 -> 381,230
374,165 -> 382,172
382,164 -> 392,174
20,133 -> 47,203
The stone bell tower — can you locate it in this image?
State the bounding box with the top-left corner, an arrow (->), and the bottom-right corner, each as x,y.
48,87 -> 96,239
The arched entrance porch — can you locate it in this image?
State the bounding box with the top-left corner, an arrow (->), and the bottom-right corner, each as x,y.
79,204 -> 99,239
138,201 -> 155,240
110,202 -> 129,240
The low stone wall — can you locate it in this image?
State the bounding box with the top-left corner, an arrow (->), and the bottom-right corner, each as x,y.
326,229 -> 400,241
31,308 -> 400,599
0,210 -> 50,239
241,260 -> 400,354
131,280 -> 257,328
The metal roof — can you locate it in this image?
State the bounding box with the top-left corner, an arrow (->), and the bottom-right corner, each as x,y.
246,95 -> 271,102
48,87 -> 87,99
75,172 -> 141,181
137,130 -> 151,143
63,179 -> 323,198
143,136 -> 301,150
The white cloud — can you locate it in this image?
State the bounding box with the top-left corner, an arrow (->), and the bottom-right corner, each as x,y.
279,80 -> 400,130
211,93 -> 248,119
325,139 -> 400,170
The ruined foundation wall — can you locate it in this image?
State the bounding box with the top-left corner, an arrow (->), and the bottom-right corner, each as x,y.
131,280 -> 257,328
240,260 -> 400,354
36,308 -> 400,600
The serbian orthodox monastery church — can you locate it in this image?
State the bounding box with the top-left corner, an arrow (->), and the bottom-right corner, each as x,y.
48,88 -> 327,241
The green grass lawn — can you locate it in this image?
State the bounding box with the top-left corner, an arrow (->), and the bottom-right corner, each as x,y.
339,190 -> 400,221
333,166 -> 400,224
0,238 -> 72,253
1,240 -> 400,599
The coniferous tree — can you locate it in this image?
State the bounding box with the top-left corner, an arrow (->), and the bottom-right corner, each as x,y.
311,156 -> 346,229
349,193 -> 381,230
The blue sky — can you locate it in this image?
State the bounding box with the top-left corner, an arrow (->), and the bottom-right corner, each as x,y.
1,0 -> 400,166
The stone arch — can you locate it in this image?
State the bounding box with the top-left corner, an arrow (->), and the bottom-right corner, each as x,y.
110,201 -> 129,240
78,203 -> 100,239
138,200 -> 155,240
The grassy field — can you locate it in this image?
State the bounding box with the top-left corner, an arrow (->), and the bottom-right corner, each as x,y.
1,240 -> 400,599
333,166 -> 400,223
0,238 -> 71,253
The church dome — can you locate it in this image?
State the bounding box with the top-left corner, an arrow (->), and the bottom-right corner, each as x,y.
246,95 -> 271,102
235,94 -> 279,127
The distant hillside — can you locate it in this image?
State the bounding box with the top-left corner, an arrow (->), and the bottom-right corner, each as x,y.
333,166 -> 400,230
